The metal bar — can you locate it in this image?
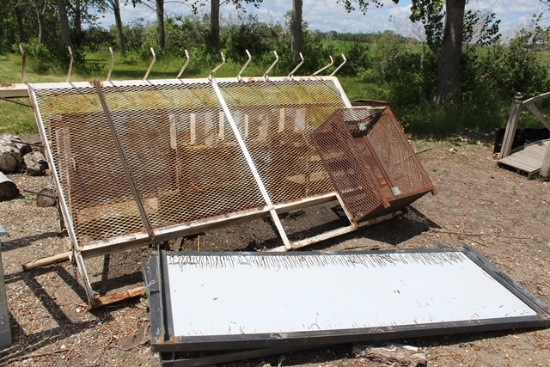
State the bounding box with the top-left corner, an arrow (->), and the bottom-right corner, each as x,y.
209,53 -> 225,79
73,250 -> 96,305
144,47 -> 156,80
330,54 -> 347,76
262,51 -> 279,80
66,46 -> 73,83
28,85 -> 80,258
237,50 -> 252,81
269,210 -> 403,252
0,96 -> 32,108
107,47 -> 115,81
176,49 -> 190,79
363,133 -> 398,196
92,80 -> 154,239
160,345 -> 327,367
288,52 -> 304,79
312,55 -> 334,76
210,78 -> 292,250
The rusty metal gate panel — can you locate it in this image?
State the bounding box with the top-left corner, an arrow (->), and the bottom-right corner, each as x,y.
29,80 -> 268,257
311,107 -> 435,224
216,77 -> 349,204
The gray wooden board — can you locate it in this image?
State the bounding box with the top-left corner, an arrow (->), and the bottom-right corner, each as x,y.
144,247 -> 550,353
499,139 -> 550,174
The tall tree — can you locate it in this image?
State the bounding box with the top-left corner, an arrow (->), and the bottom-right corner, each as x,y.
97,0 -> 126,52
56,0 -> 72,47
434,0 -> 465,102
290,0 -> 303,60
340,0 -> 469,102
186,0 -> 264,54
156,0 -> 165,48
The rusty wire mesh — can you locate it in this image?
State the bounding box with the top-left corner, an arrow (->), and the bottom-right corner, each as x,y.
311,107 -> 435,224
217,78 -> 347,204
32,81 -> 266,251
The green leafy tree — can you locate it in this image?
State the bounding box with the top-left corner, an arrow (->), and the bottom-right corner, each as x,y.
339,0 -> 469,102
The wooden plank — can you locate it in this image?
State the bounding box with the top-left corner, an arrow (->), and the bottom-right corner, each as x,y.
0,83 -> 28,98
499,139 -> 550,175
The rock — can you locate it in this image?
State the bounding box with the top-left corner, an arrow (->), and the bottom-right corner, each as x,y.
23,151 -> 48,176
0,172 -> 19,202
36,188 -> 57,207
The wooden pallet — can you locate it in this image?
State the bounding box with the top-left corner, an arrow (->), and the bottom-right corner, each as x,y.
498,139 -> 550,178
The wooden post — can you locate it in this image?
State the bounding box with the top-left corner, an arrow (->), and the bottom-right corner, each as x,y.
0,226 -> 11,348
499,92 -> 523,159
541,142 -> 550,179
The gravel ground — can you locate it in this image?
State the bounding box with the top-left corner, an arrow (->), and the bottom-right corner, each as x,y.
0,133 -> 548,367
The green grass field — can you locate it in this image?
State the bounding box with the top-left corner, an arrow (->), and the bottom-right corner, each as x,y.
0,50 -> 387,134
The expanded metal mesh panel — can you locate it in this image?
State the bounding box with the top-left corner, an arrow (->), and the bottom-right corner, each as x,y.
31,81 -> 265,251
32,86 -> 146,246
217,78 -> 346,204
99,83 -> 265,228
311,107 -> 434,224
311,108 -> 386,223
368,108 -> 433,196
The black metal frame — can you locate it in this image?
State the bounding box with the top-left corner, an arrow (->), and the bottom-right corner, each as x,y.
142,246 -> 550,366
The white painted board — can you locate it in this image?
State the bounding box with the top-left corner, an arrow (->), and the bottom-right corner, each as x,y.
165,251 -> 537,337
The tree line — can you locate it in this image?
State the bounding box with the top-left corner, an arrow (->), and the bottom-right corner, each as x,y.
1,0 -> 549,107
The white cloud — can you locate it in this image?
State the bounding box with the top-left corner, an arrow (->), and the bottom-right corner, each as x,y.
96,0 -> 550,38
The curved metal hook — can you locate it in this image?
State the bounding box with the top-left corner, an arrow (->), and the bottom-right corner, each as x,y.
176,49 -> 190,79
263,51 -> 279,80
143,47 -> 156,80
209,52 -> 226,80
19,44 -> 26,83
288,52 -> 304,79
107,47 -> 115,81
311,55 -> 334,77
330,54 -> 347,76
237,50 -> 252,81
66,46 -> 74,83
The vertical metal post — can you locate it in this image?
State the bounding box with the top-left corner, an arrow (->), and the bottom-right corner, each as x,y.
499,92 -> 523,159
0,226 -> 11,348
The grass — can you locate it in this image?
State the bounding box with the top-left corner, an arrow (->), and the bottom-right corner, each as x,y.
0,50 -> 386,135
2,48 -> 550,137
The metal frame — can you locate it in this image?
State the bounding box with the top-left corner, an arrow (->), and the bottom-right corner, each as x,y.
28,75 -> 426,305
28,76 -> 355,304
144,246 -> 550,361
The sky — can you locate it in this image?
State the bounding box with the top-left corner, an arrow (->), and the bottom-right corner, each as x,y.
99,0 -> 550,40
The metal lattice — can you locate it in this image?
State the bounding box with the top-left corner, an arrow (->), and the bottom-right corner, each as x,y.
311,106 -> 435,224
30,78 -> 351,255
217,78 -> 347,204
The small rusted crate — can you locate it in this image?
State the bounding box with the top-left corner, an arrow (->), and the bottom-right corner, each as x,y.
311,106 -> 435,224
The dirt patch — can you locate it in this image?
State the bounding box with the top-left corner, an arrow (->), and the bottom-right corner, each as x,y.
0,133 -> 548,367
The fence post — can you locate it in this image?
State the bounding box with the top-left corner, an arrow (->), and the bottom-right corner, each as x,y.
541,142 -> 550,179
0,226 -> 11,348
499,92 -> 523,159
